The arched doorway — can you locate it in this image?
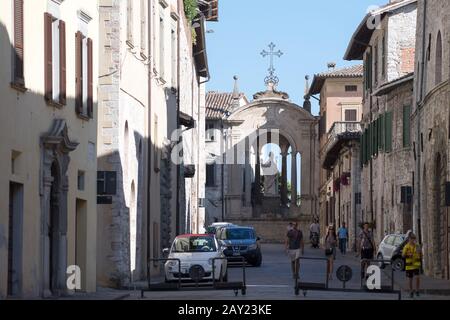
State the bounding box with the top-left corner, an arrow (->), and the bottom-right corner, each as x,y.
40,120 -> 78,297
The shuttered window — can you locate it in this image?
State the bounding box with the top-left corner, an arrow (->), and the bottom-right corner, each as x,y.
87,38 -> 93,118
44,13 -> 53,101
403,105 -> 411,147
379,113 -> 385,151
44,13 -> 65,105
344,109 -> 357,122
75,31 -> 83,114
75,31 -> 93,119
385,111 -> 393,152
59,20 -> 66,105
13,0 -> 24,85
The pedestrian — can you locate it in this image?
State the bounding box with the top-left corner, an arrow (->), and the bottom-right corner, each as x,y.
337,222 -> 349,255
309,219 -> 320,248
324,225 -> 337,280
357,222 -> 376,280
402,233 -> 422,298
285,222 -> 305,280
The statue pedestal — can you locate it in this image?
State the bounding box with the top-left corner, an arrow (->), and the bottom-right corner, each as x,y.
260,195 -> 281,217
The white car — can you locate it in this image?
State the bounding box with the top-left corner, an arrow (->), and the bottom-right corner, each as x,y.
164,234 -> 228,283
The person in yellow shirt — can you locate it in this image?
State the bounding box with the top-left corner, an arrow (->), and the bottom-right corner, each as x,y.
402,233 -> 422,298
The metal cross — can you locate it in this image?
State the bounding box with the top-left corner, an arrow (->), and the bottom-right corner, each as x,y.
260,42 -> 283,86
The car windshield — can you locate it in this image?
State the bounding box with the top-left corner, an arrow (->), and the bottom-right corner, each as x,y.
171,236 -> 217,253
206,227 -> 216,234
226,229 -> 254,240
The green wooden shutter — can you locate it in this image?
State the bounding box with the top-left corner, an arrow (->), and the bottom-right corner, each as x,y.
385,112 -> 393,152
379,113 -> 385,151
403,105 -> 411,147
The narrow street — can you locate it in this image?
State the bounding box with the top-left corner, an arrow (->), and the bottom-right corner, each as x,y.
123,244 -> 450,300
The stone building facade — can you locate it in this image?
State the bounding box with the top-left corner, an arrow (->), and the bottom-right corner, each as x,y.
97,0 -> 149,287
308,64 -> 363,248
0,0 -> 99,298
412,0 -> 450,280
345,0 -> 417,244
310,64 -> 363,249
97,0 -> 215,287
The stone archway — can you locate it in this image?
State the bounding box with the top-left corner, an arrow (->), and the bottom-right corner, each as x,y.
40,120 -> 78,297
223,86 -> 319,242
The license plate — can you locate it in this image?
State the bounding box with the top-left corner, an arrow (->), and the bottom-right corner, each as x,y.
233,252 -> 240,256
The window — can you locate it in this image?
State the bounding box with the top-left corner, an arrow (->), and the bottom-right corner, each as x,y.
364,51 -> 373,92
385,111 -> 393,153
159,15 -> 165,80
97,171 -> 117,195
44,13 -> 66,105
435,31 -> 443,85
171,26 -> 177,88
403,105 -> 411,147
374,42 -> 379,85
127,0 -> 133,45
345,85 -> 357,92
344,109 -> 357,122
401,186 -> 413,204
154,115 -> 160,172
13,0 -> 24,87
206,164 -> 216,187
77,171 -> 85,191
75,32 -> 93,118
140,0 -> 146,53
205,122 -> 215,141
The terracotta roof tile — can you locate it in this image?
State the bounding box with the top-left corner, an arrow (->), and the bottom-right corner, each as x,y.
206,92 -> 245,119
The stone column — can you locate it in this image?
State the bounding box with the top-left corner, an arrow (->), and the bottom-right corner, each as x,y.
244,140 -> 252,207
281,151 -> 288,206
291,151 -> 297,207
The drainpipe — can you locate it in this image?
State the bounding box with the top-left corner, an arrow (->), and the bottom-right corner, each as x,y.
176,0 -> 182,236
146,0 -> 153,279
416,0 -> 427,245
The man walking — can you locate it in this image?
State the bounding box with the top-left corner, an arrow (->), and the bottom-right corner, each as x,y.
285,222 -> 304,280
337,222 -> 349,255
402,233 -> 422,298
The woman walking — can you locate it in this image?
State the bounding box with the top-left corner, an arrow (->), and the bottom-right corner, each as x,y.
324,225 -> 337,280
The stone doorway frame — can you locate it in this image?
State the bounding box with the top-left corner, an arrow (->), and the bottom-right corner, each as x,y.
39,120 -> 78,297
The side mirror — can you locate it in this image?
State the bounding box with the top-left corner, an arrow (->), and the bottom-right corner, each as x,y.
162,248 -> 170,255
256,237 -> 261,241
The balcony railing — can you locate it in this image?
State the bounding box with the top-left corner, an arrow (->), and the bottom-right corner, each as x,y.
321,122 -> 362,156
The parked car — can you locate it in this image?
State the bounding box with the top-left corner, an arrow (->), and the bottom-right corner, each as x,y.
163,234 -> 228,282
206,222 -> 236,235
216,226 -> 262,267
376,234 -> 407,271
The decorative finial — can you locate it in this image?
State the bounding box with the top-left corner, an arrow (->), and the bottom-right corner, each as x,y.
231,75 -> 240,110
260,42 -> 283,88
303,75 -> 311,113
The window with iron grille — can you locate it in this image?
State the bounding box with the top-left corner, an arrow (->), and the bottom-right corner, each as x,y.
97,171 -> 117,195
345,85 -> 357,92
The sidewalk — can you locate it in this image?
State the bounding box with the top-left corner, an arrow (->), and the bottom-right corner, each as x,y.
57,287 -> 132,300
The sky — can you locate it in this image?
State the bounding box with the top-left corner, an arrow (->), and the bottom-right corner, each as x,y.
205,0 -> 386,116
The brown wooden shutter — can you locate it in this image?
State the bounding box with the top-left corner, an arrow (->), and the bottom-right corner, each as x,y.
75,31 -> 83,114
44,12 -> 53,101
87,38 -> 93,118
59,20 -> 66,105
14,0 -> 24,85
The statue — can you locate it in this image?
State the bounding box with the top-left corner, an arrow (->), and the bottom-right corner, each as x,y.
261,152 -> 279,196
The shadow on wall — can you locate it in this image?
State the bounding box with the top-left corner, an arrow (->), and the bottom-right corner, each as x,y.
0,21 -> 101,297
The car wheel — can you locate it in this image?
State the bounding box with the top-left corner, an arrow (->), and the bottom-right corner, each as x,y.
377,253 -> 385,269
392,257 -> 405,271
253,252 -> 262,267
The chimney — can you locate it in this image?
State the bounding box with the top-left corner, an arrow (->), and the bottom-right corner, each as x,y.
327,62 -> 336,71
